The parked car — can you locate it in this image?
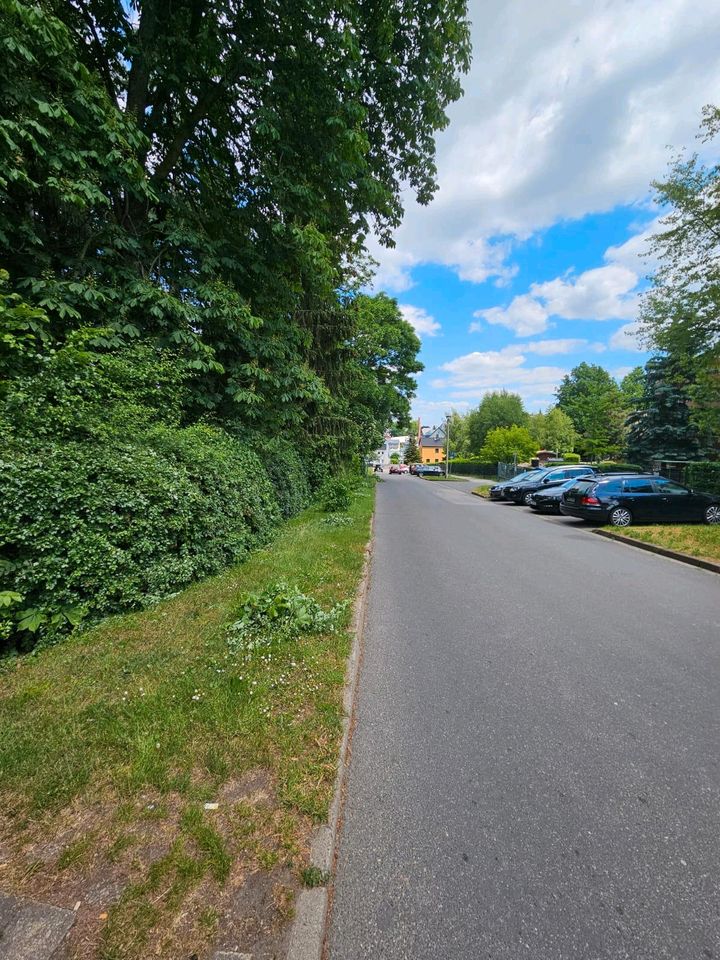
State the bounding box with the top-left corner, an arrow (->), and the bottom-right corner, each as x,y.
527,478 -> 584,514
506,465 -> 597,505
389,463 -> 409,474
489,469 -> 545,500
559,474 -> 720,526
415,464 -> 444,476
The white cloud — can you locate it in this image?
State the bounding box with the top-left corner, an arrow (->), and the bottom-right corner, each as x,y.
478,294 -> 550,336
369,0 -> 720,291
521,338 -> 605,356
399,304 -> 441,338
431,348 -> 568,412
471,218 -> 661,336
531,264 -> 639,321
609,321 -> 644,351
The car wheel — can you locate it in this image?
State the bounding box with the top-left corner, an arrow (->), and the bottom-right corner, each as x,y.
704,504 -> 720,525
608,506 -> 632,527
523,491 -> 534,506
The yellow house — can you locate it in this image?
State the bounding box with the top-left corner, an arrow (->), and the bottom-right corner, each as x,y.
418,425 -> 446,464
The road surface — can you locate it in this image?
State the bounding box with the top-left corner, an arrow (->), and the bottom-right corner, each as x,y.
327,475 -> 720,960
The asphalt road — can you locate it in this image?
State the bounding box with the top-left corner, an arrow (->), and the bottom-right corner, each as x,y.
327,475 -> 720,960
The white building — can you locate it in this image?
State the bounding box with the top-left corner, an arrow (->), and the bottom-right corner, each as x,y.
373,434 -> 410,468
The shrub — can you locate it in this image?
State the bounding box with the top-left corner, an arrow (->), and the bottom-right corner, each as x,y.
686,461 -> 720,495
598,461 -> 645,473
318,475 -> 352,512
0,428 -> 280,652
448,460 -> 497,477
256,438 -> 310,519
561,452 -> 580,463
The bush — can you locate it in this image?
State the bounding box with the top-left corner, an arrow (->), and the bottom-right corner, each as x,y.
0,427 -> 280,652
598,461 -> 645,473
448,460 -> 497,477
256,438 -> 311,519
686,461 -> 720,495
318,474 -> 352,512
561,452 -> 580,463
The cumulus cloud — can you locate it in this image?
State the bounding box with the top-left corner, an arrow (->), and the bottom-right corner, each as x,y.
399,304 -> 441,338
609,321 -> 645,351
369,0 -> 720,291
471,219 -> 661,336
478,294 -> 550,336
431,347 -> 568,411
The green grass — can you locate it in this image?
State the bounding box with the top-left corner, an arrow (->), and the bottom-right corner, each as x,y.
420,474 -> 467,482
471,486 -> 492,499
0,484 -> 374,959
620,524 -> 720,563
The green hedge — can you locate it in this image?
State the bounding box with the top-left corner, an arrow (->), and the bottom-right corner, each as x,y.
598,461 -> 645,473
0,427 -> 280,651
257,437 -> 311,519
686,461 -> 720,495
448,460 -> 497,477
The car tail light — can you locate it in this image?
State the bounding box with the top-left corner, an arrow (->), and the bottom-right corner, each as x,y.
581,494 -> 600,505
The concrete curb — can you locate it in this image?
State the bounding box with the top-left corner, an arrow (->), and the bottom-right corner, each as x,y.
593,528 -> 720,575
286,510 -> 375,960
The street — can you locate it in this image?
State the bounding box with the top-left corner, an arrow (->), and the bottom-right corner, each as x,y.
327,476 -> 720,960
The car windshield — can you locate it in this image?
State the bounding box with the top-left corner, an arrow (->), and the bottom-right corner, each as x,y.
511,469 -> 542,483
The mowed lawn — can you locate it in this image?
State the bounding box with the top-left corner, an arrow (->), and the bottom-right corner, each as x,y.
0,485 -> 374,960
620,523 -> 720,564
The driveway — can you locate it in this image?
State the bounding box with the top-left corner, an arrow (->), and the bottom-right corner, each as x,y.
327,475 -> 720,960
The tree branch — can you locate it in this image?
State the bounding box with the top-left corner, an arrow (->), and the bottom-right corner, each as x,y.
73,0 -> 117,103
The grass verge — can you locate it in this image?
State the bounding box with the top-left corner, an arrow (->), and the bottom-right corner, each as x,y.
0,484 -> 374,960
420,475 -> 467,482
619,524 -> 720,564
471,486 -> 492,499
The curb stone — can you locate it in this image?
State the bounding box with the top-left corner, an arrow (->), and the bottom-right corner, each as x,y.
0,893 -> 75,960
593,528 -> 720,574
285,510 -> 375,960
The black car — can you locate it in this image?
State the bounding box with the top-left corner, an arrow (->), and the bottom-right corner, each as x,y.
489,469 -> 545,500
415,464 -> 444,476
560,474 -> 720,526
527,477 -> 583,514
506,465 -> 597,505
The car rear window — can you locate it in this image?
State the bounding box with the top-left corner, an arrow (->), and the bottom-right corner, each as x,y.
571,479 -> 596,494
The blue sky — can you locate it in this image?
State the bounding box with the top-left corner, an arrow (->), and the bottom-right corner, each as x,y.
366,0 -> 720,427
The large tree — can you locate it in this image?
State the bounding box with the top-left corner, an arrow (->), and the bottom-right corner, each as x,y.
0,0 -> 470,436
556,363 -> 625,457
465,391 -> 527,454
639,105 -> 720,450
478,425 -> 536,464
626,355 -> 711,462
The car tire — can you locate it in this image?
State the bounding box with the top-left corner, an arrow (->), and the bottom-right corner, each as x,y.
608,506 -> 633,527
704,504 -> 720,525
523,491 -> 534,506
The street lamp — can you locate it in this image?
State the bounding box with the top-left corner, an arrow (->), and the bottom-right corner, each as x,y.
445,412 -> 451,478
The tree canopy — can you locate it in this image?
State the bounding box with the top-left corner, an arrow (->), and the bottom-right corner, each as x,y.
465,391 -> 527,454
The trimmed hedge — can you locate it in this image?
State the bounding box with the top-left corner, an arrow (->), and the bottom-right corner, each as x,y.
686,461 -> 720,495
0,427 -> 280,651
598,461 -> 645,473
448,460 -> 497,477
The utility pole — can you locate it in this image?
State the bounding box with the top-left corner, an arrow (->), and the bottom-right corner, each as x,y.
445,413 -> 450,478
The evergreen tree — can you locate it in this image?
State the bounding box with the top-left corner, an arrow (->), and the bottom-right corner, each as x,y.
404,432 -> 420,464
627,355 -> 710,462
